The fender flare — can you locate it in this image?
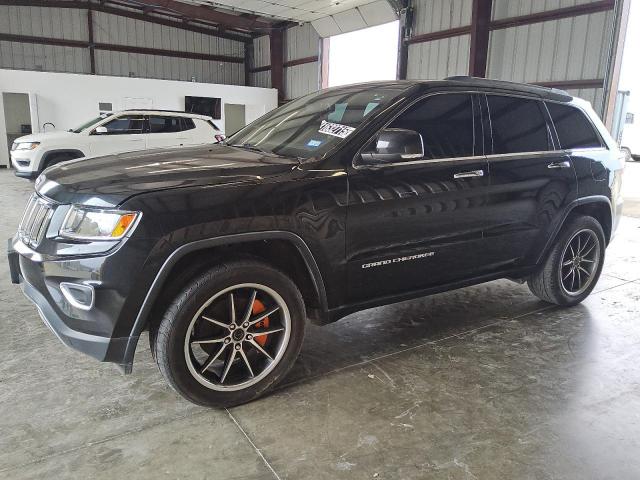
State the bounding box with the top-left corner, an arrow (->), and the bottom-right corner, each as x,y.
120,231 -> 328,370
536,195 -> 612,264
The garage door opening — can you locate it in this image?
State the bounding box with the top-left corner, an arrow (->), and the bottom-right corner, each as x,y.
328,21 -> 399,87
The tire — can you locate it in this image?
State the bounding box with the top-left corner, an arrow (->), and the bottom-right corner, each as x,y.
528,215 -> 605,306
151,259 -> 306,407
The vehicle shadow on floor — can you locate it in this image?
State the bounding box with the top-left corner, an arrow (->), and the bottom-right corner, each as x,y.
280,279 -> 552,388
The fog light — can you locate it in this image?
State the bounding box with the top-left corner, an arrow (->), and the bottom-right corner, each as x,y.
60,282 -> 95,310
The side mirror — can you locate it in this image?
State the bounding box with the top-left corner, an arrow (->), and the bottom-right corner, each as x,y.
360,128 -> 424,165
93,126 -> 108,135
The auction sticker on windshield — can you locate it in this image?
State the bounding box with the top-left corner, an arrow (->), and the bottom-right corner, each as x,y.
318,120 -> 355,138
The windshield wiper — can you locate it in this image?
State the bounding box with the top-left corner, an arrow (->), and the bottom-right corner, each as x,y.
229,143 -> 303,162
230,143 -> 271,155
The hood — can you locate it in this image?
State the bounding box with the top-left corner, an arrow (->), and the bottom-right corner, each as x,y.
14,131 -> 79,144
36,144 -> 299,207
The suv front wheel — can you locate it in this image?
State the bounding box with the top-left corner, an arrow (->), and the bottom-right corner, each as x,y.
152,260 -> 306,407
528,215 -> 606,306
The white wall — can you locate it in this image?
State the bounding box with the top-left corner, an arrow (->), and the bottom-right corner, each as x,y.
0,69 -> 278,166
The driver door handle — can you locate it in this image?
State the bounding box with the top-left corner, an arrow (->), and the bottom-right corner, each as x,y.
547,161 -> 571,169
453,169 -> 484,179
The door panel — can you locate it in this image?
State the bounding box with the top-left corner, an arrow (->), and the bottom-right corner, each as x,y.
347,159 -> 489,302
482,94 -> 577,268
346,93 -> 491,303
484,152 -> 576,267
89,115 -> 147,157
146,116 -> 186,149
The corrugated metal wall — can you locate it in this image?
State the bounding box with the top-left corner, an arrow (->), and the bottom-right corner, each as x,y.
406,0 -> 615,114
249,24 -> 319,100
93,11 -> 244,84
285,23 -> 319,99
250,34 -> 271,89
407,0 -> 471,79
0,5 -> 90,73
407,36 -> 470,80
413,0 -> 472,34
487,9 -> 613,113
492,0 -> 601,19
0,4 -> 245,85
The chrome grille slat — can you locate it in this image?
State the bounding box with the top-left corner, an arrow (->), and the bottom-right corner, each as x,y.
18,196 -> 37,235
29,204 -> 47,243
35,210 -> 54,246
18,194 -> 54,248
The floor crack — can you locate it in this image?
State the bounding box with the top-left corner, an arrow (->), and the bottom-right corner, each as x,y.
226,408 -> 282,480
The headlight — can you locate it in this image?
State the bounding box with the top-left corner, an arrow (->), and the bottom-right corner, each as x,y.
14,142 -> 40,151
60,206 -> 140,240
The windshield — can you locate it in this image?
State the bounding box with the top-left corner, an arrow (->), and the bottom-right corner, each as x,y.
71,114 -> 112,133
227,84 -> 409,159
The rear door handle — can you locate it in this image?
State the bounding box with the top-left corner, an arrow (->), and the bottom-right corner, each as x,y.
453,169 -> 484,179
547,161 -> 571,169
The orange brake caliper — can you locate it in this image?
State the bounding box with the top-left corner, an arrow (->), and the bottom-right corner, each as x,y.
252,299 -> 270,347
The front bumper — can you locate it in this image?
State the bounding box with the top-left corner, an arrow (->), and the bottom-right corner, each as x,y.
10,150 -> 39,178
8,237 -> 138,373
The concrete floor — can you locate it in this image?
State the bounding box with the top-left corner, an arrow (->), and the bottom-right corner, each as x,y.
1,165 -> 640,480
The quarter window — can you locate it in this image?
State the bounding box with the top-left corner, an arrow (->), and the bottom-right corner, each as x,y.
487,96 -> 552,154
181,118 -> 196,131
388,93 -> 475,159
100,115 -> 145,135
546,102 -> 603,149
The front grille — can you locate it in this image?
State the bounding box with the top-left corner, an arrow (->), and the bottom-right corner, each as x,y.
18,194 -> 54,248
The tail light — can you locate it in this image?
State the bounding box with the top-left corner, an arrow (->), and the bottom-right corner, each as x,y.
215,134 -> 225,143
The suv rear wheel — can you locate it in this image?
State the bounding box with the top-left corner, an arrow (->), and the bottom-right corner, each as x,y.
152,260 -> 305,407
528,215 -> 605,306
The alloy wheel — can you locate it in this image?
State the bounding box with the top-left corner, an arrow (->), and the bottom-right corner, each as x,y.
559,229 -> 601,296
184,283 -> 291,391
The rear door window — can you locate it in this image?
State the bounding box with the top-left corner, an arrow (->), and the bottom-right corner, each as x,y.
149,116 -> 182,133
546,102 -> 603,149
487,95 -> 552,154
388,93 -> 475,159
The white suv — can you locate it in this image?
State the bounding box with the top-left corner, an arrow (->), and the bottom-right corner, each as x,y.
10,110 -> 225,179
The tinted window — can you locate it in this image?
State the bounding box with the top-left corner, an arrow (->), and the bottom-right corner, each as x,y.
487,96 -> 551,154
388,93 -> 475,159
181,118 -> 196,131
149,116 -> 182,133
546,102 -> 603,149
101,115 -> 145,135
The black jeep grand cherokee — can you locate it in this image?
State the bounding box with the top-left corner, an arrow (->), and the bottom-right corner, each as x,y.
8,77 -> 624,407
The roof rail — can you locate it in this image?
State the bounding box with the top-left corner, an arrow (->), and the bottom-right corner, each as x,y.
443,75 -> 571,101
123,109 -> 187,113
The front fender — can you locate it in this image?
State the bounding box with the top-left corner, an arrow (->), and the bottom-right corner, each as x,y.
119,230 -> 328,370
